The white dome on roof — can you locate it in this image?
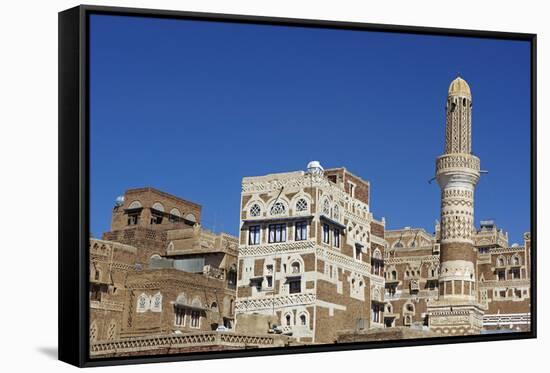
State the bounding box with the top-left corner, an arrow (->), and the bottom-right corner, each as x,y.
307,161 -> 324,175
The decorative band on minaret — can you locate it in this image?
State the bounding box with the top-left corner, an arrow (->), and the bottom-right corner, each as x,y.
436,77 -> 480,302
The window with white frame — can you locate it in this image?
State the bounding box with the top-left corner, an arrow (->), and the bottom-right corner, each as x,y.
355,244 -> 363,261
249,203 -> 261,217
127,201 -> 142,225
137,293 -> 150,313
285,313 -> 292,326
151,292 -> 162,312
333,228 -> 340,248
268,224 -> 287,243
291,261 -> 301,274
175,307 -> 186,326
288,278 -> 301,294
190,310 -> 200,328
372,303 -> 381,323
150,202 -> 164,225
322,224 -> 330,244
348,182 -> 356,198
249,225 -> 261,245
295,221 -> 308,241
127,210 -> 140,225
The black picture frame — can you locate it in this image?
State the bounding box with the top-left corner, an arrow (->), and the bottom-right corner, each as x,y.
58,4 -> 537,368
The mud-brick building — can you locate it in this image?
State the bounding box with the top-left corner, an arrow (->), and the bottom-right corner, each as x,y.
103,187 -> 201,264
235,163 -> 386,343
89,188 -> 241,354
477,228 -> 531,331
383,227 -> 440,328
89,239 -> 138,341
383,223 -> 531,334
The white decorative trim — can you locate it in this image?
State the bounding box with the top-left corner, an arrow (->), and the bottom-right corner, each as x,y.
316,246 -> 371,276
239,240 -> 315,257
235,293 -> 316,312
483,313 -> 531,326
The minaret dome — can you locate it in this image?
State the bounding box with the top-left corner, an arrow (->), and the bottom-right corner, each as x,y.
448,76 -> 471,99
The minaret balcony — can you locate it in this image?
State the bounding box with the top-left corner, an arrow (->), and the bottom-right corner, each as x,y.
436,154 -> 480,175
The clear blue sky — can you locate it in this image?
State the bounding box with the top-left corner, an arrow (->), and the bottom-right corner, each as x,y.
90,14 -> 531,244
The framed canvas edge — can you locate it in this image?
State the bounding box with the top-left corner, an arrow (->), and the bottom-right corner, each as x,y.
58,4 -> 538,368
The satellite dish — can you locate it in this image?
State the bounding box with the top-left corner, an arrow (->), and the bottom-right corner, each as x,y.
115,195 -> 125,207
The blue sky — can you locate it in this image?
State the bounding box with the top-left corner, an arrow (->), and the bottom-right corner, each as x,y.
90,14 -> 531,244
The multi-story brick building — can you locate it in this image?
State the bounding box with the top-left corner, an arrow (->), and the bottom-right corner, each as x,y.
235,164 -> 386,343
383,222 -> 531,333
88,188 -> 287,357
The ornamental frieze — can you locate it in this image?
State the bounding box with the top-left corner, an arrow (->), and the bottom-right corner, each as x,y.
235,293 -> 316,312
436,154 -> 480,173
239,240 -> 316,257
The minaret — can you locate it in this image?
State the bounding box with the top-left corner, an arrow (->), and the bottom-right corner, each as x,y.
427,77 -> 484,335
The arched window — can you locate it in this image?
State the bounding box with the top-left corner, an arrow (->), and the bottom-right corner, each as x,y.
405,303 -> 415,313
170,208 -> 181,217
137,293 -> 150,313
185,213 -> 197,223
191,296 -> 202,308
285,314 -> 292,326
391,270 -> 397,280
512,255 -> 520,266
394,242 -> 403,248
291,261 -> 301,274
169,208 -> 182,223
498,256 -> 506,267
322,199 -> 331,216
127,201 -> 142,225
333,204 -> 340,221
128,200 -> 142,209
149,254 -> 161,263
295,198 -> 308,213
152,202 -> 165,212
227,265 -> 237,288
270,201 -> 286,216
176,292 -> 187,305
151,292 -> 162,312
211,302 -> 218,311
150,202 -> 164,224
249,203 -> 261,217
299,313 -> 307,326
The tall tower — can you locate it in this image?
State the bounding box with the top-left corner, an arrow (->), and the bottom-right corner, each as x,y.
427,77 -> 484,335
